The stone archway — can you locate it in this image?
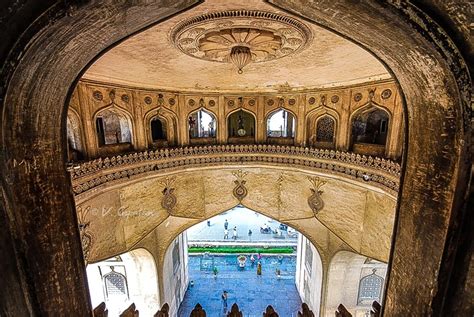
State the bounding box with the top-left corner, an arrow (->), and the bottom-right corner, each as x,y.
0,1 -> 470,316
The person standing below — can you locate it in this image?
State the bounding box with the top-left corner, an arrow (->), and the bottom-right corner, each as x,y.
257,261 -> 262,276
221,290 -> 228,313
248,229 -> 252,241
224,219 -> 228,230
232,226 -> 237,240
224,229 -> 228,239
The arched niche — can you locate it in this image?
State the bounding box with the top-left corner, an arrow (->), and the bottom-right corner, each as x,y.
350,105 -> 390,157
66,109 -> 84,161
188,108 -> 217,145
94,106 -> 134,156
86,248 -> 159,317
266,108 -> 296,145
306,108 -> 340,149
145,107 -> 178,149
227,109 -> 256,144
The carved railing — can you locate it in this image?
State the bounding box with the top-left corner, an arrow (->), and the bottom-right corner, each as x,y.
94,302 -> 316,317
69,145 -> 401,196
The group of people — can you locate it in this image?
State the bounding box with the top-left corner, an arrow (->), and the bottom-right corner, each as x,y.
223,219 -> 238,240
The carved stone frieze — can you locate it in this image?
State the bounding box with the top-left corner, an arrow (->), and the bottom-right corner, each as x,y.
232,169 -> 248,202
307,176 -> 327,215
69,145 -> 401,198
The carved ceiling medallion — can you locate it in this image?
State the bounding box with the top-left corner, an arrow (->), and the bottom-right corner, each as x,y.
171,10 -> 312,71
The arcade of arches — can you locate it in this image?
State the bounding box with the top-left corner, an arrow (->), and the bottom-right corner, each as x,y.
0,0 -> 472,317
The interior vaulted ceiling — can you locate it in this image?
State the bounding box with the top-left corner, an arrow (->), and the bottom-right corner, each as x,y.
83,0 -> 391,92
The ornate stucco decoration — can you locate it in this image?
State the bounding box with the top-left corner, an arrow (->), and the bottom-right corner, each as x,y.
232,169 -> 248,202
170,10 -> 312,72
307,176 -> 327,215
160,176 -> 177,213
77,206 -> 93,263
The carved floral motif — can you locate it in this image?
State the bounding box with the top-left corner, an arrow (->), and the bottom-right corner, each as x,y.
160,176 -> 177,213
232,169 -> 248,202
307,176 -> 327,215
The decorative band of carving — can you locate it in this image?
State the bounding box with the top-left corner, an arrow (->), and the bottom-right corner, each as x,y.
69,145 -> 401,196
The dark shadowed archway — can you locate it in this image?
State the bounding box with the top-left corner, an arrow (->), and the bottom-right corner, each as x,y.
0,1 -> 471,316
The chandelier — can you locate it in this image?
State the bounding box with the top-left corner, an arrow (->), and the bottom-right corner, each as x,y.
229,46 -> 252,74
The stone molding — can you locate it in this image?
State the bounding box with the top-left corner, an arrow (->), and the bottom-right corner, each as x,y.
69,144 -> 400,196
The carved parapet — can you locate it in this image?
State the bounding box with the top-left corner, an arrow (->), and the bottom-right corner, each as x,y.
190,304 -> 206,317
227,303 -> 243,317
120,303 -> 139,317
263,305 -> 279,317
335,304 -> 352,317
93,302 -> 108,317
69,145 -> 401,197
298,303 -> 315,317
154,303 -> 169,317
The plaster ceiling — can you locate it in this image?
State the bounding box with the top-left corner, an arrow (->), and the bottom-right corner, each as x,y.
83,0 -> 391,92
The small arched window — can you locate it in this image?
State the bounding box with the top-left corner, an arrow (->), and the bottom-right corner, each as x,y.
267,109 -> 295,138
351,108 -> 389,145
103,267 -> 129,300
150,117 -> 167,141
95,109 -> 132,146
357,271 -> 384,304
188,109 -> 216,138
316,115 -> 335,143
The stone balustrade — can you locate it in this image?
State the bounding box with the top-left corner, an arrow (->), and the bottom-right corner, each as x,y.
69,144 -> 401,196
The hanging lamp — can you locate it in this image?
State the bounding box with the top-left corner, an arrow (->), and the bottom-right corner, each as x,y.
229,46 -> 252,74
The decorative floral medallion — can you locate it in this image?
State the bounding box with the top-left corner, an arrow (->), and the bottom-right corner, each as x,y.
267,99 -> 275,106
307,176 -> 327,215
331,95 -> 339,103
144,96 -> 153,105
170,10 -> 312,65
228,99 -> 235,107
209,99 -> 216,107
248,99 -> 256,106
93,90 -> 103,101
169,98 -> 176,106
288,98 -> 296,106
121,94 -> 129,103
381,89 -> 392,99
232,169 -> 248,202
308,97 -> 316,105
354,93 -> 363,102
188,99 -> 196,107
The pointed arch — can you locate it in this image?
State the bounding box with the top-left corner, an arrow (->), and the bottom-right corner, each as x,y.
187,107 -> 217,145
306,107 -> 340,149
144,107 -> 178,148
349,102 -> 391,157
93,105 -> 134,154
226,108 -> 256,144
265,107 -> 297,145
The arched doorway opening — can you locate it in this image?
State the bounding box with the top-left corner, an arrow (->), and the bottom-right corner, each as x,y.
86,248 -> 159,317
188,108 -> 217,145
169,206 -> 323,316
0,1 -> 470,316
266,108 -> 296,145
227,110 -> 256,144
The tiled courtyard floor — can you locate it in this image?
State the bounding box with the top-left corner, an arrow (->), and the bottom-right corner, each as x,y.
177,254 -> 302,317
